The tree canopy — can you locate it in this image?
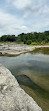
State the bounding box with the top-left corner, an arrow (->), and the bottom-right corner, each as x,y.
0,31 -> 49,44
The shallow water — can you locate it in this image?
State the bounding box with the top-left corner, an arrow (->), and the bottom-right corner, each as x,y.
0,48 -> 49,111
0,53 -> 49,74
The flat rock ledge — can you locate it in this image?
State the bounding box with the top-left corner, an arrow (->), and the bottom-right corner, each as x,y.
0,64 -> 42,111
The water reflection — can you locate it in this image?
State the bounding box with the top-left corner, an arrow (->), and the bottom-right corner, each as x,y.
0,48 -> 49,111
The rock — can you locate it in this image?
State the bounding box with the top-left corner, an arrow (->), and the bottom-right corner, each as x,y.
0,64 -> 42,111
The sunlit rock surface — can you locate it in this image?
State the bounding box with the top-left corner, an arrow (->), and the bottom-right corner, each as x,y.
0,43 -> 49,56
0,64 -> 42,111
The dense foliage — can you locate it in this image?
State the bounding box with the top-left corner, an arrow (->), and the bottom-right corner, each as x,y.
0,31 -> 49,44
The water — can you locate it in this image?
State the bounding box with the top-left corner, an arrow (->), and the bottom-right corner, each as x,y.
0,48 -> 49,111
0,53 -> 49,75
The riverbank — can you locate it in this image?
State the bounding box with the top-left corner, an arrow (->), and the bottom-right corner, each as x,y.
0,43 -> 49,56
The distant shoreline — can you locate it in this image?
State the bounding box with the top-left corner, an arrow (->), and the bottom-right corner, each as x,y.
0,43 -> 49,56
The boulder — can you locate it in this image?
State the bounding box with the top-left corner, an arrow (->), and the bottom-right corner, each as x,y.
0,64 -> 42,111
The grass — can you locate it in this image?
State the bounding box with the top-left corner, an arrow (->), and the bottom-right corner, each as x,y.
31,42 -> 40,45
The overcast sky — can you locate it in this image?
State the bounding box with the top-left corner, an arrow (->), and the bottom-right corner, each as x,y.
0,0 -> 49,36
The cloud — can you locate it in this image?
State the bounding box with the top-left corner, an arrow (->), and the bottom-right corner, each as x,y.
5,0 -> 49,16
42,5 -> 49,14
0,0 -> 49,36
0,9 -> 29,36
5,0 -> 32,9
23,0 -> 49,20
13,0 -> 32,9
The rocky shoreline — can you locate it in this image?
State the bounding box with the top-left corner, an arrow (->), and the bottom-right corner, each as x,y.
0,64 -> 42,111
0,43 -> 49,56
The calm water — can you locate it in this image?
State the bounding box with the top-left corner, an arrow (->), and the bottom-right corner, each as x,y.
0,48 -> 49,111
0,53 -> 49,75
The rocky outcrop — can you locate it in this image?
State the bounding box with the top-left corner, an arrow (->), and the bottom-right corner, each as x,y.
0,64 -> 42,111
0,43 -> 49,56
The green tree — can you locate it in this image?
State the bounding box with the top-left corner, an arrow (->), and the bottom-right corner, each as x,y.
26,40 -> 32,45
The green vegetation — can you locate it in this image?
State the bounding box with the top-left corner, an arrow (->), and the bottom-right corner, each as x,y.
0,35 -> 16,42
26,40 -> 32,45
0,31 -> 49,44
31,47 -> 49,54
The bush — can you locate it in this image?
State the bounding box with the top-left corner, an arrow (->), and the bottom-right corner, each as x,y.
26,40 -> 32,45
31,42 -> 39,45
24,39 -> 27,44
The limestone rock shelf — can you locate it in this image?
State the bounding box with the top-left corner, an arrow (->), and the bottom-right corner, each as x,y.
0,43 -> 49,56
0,64 -> 42,111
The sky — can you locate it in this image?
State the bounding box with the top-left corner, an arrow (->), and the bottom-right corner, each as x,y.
0,0 -> 49,36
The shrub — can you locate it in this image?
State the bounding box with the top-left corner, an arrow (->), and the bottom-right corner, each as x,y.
26,40 -> 32,45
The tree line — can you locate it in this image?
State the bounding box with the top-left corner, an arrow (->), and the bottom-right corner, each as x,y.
0,31 -> 49,44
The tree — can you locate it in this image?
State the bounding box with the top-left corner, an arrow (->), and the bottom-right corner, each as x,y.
0,30 -> 49,44
26,40 -> 32,45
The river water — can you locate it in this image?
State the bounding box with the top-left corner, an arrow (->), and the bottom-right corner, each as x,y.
0,48 -> 49,111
